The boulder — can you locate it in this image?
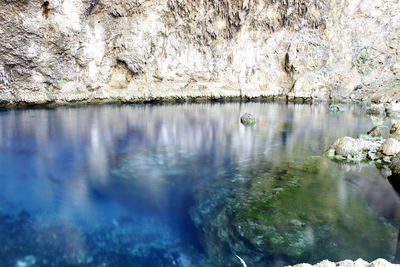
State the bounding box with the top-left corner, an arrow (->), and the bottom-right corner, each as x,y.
240,113 -> 256,126
379,138 -> 400,156
390,121 -> 400,140
386,103 -> 400,118
390,154 -> 400,175
329,104 -> 346,113
328,136 -> 380,162
367,126 -> 383,138
366,104 -> 385,116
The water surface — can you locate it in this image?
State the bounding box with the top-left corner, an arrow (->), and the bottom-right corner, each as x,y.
0,102 -> 399,266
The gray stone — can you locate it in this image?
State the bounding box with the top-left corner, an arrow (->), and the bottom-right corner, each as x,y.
240,113 -> 256,126
329,104 -> 346,113
366,104 -> 386,116
328,136 -> 381,162
390,154 -> 400,175
390,121 -> 400,141
367,126 -> 383,138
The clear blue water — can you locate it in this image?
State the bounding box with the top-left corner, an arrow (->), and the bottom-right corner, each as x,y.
0,102 -> 399,267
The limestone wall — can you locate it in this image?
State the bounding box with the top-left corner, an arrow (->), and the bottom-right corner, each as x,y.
0,0 -> 399,105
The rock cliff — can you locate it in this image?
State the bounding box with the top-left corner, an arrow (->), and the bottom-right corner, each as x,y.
0,0 -> 399,105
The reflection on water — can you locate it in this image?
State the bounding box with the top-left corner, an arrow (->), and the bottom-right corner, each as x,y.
0,102 -> 399,266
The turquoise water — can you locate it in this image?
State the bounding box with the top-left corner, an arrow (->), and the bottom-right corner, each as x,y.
0,102 -> 399,266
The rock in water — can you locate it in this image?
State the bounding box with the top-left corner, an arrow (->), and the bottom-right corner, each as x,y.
366,104 -> 386,116
391,154 -> 400,175
240,113 -> 256,126
379,138 -> 400,156
390,121 -> 400,141
386,103 -> 400,118
329,104 -> 345,113
327,136 -> 380,162
367,126 -> 383,138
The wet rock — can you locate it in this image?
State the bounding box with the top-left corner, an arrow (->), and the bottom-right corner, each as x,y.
327,136 -> 381,162
390,154 -> 400,175
367,126 -> 383,138
386,103 -> 400,118
366,104 -> 386,116
240,113 -> 256,126
15,255 -> 36,267
379,138 -> 400,156
380,168 -> 392,178
329,104 -> 346,113
390,121 -> 400,141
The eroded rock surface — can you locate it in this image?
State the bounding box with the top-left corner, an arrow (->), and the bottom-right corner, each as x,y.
379,138 -> 400,156
327,122 -> 400,175
327,136 -> 382,162
0,0 -> 399,105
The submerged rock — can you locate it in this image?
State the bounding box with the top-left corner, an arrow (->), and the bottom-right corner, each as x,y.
329,104 -> 346,113
379,138 -> 400,156
240,113 -> 256,126
192,156 -> 398,266
15,255 -> 36,267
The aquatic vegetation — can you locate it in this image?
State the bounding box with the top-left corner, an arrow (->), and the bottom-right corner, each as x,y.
0,103 -> 399,266
193,157 -> 397,266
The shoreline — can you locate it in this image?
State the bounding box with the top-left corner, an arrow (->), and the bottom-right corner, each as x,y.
0,92 -> 395,109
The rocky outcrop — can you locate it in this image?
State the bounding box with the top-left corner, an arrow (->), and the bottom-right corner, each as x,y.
390,122 -> 400,140
327,122 -> 400,175
327,136 -> 383,162
0,0 -> 399,106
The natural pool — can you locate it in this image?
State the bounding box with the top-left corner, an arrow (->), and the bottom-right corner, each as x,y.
0,102 -> 399,267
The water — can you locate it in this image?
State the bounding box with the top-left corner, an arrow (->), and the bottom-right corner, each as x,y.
0,102 -> 399,266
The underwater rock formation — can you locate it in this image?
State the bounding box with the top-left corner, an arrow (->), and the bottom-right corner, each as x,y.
190,156 -> 398,266
0,0 -> 399,105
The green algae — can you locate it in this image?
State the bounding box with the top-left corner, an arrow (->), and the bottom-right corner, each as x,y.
223,157 -> 396,264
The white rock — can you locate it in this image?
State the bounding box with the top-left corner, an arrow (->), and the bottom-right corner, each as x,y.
380,138 -> 400,156
288,258 -> 398,267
